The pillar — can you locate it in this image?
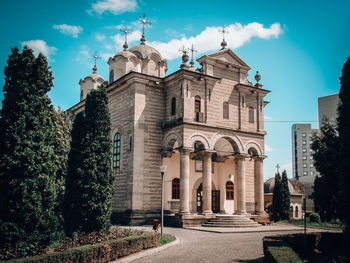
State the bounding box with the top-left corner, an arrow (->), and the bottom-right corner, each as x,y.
179,148 -> 191,214
202,151 -> 213,214
161,151 -> 172,211
235,155 -> 247,214
254,157 -> 267,216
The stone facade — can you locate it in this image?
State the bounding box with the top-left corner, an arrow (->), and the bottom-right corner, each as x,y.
68,41 -> 270,225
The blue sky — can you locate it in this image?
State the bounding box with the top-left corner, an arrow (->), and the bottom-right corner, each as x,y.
1,0 -> 349,179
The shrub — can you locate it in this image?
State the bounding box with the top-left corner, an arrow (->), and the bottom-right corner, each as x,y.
309,213 -> 321,223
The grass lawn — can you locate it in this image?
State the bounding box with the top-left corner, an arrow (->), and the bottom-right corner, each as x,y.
284,219 -> 344,230
159,234 -> 176,246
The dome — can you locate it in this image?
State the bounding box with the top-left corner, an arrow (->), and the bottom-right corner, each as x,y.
84,72 -> 104,82
129,44 -> 163,60
79,66 -> 105,101
108,50 -> 138,63
264,177 -> 295,194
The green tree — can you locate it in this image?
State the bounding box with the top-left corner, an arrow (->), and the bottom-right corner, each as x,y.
63,112 -> 85,235
53,107 -> 71,222
272,172 -> 281,221
64,86 -> 113,234
337,56 -> 350,245
280,170 -> 291,220
311,120 -> 340,221
0,47 -> 60,256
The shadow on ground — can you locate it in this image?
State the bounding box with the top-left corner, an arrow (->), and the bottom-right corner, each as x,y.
233,257 -> 264,263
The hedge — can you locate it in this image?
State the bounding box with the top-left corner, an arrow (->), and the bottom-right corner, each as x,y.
5,232 -> 160,263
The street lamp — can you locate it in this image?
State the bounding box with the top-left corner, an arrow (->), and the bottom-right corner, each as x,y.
160,164 -> 167,237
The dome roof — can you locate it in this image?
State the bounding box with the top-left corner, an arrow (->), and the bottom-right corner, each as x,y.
129,44 -> 163,60
264,177 -> 295,194
114,50 -> 138,59
79,66 -> 104,85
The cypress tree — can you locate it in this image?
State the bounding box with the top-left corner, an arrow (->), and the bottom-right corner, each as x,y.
337,56 -> 350,245
280,170 -> 291,220
0,47 -> 60,256
64,86 -> 113,234
272,172 -> 281,221
63,112 -> 84,235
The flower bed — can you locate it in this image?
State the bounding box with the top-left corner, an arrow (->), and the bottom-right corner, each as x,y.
1,227 -> 160,263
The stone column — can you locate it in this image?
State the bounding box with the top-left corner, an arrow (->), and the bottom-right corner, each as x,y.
161,151 -> 172,211
179,148 -> 191,214
254,156 -> 267,216
235,155 -> 247,214
202,151 -> 213,215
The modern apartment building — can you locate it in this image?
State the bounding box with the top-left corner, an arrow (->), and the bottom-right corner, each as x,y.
318,94 -> 339,127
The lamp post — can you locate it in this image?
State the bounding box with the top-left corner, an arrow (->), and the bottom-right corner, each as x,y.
160,164 -> 167,237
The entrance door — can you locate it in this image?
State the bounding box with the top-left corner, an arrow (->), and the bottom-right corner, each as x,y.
212,190 -> 220,213
197,183 -> 220,213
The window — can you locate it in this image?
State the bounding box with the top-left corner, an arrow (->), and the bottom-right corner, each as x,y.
311,171 -> 314,175
249,107 -> 254,123
309,149 -> 313,153
172,178 -> 180,199
171,97 -> 176,116
309,133 -> 313,137
303,171 -> 308,176
195,160 -> 203,172
113,132 -> 121,168
303,156 -> 307,160
109,70 -> 114,83
302,133 -> 306,137
195,96 -> 201,113
310,156 -> 313,160
223,101 -> 229,119
295,206 -> 299,218
309,140 -> 313,144
226,181 -> 234,200
303,163 -> 307,168
302,148 -> 307,153
302,140 -> 307,145
310,163 -> 314,168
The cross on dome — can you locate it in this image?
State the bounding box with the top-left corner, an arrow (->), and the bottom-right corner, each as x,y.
91,51 -> 101,73
219,25 -> 229,50
120,25 -> 131,50
137,13 -> 152,45
189,44 -> 197,67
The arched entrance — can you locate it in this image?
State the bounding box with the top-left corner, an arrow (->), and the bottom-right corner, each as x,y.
196,183 -> 220,213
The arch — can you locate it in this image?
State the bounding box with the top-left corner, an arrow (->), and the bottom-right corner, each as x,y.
186,132 -> 210,150
111,126 -> 125,140
245,141 -> 263,156
192,177 -> 217,208
113,132 -> 121,168
163,131 -> 182,150
211,133 -> 244,153
295,206 -> 299,218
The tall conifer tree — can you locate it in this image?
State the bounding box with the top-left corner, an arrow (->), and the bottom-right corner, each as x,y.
64,86 -> 113,234
280,170 -> 291,220
337,56 -> 350,244
272,172 -> 281,221
0,47 -> 60,255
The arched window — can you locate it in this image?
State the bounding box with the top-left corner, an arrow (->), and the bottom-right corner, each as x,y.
109,70 -> 114,83
113,132 -> 121,168
290,206 -> 293,218
249,107 -> 254,123
223,101 -> 229,119
226,181 -> 234,200
295,206 -> 299,218
171,97 -> 176,116
172,178 -> 180,199
195,96 -> 201,113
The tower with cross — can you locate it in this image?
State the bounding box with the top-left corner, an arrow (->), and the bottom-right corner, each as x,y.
137,13 -> 151,45
92,51 -> 101,73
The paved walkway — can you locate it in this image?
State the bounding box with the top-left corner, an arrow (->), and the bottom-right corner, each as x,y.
123,224 -> 340,263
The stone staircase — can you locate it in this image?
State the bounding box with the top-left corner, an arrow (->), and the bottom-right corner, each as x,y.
202,214 -> 260,228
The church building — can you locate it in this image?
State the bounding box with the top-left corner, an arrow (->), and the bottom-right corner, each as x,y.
68,20 -> 270,226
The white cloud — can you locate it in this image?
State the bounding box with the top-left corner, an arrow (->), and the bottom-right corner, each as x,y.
75,45 -> 92,67
264,115 -> 272,120
281,162 -> 293,177
265,144 -> 276,152
148,22 -> 282,60
96,33 -> 106,41
21,40 -> 57,59
91,0 -> 138,15
53,24 -> 83,38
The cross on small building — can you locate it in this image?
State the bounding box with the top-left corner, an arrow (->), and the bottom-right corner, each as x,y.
219,25 -> 229,49
276,163 -> 280,173
120,25 -> 131,50
91,52 -> 101,73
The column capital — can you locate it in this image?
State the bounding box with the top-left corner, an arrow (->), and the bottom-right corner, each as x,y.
253,155 -> 267,161
179,147 -> 192,155
200,150 -> 215,157
234,153 -> 249,160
